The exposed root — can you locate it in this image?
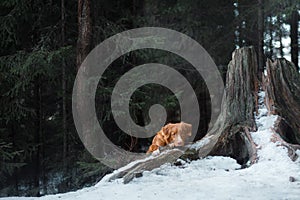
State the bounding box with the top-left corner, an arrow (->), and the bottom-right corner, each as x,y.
270,128 -> 300,161
244,127 -> 259,164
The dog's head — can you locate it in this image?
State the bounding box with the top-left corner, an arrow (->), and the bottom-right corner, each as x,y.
162,122 -> 192,146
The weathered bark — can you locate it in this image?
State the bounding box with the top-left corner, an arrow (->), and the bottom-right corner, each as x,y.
109,47 -> 260,183
198,46 -> 259,165
257,0 -> 264,81
264,59 -> 300,143
290,10 -> 299,71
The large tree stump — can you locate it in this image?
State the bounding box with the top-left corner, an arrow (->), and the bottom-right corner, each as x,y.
263,59 -> 300,144
197,46 -> 259,165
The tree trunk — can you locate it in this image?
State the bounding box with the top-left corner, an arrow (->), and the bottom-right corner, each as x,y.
11,125 -> 19,195
267,16 -> 273,58
77,0 -> 92,69
290,10 -> 299,71
278,15 -> 284,58
257,0 -> 264,81
61,0 -> 68,172
74,0 -> 93,169
263,58 -> 300,143
34,78 -> 42,197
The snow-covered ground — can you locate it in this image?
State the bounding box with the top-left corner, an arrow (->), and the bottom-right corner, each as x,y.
3,91 -> 300,200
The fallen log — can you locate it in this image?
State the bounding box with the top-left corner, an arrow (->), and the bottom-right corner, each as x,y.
108,149 -> 183,183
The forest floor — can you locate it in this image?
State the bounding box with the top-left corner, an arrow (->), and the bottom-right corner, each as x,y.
3,91 -> 300,200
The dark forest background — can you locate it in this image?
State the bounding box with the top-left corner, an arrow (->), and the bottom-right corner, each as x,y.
0,0 -> 299,197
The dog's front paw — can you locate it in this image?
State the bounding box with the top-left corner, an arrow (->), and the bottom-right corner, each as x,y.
168,143 -> 175,148
152,149 -> 160,156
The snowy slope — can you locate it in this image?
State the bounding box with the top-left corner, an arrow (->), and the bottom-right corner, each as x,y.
3,91 -> 300,200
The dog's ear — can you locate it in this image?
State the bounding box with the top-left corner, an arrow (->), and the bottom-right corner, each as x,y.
171,126 -> 178,135
162,124 -> 178,139
165,124 -> 178,135
162,126 -> 171,139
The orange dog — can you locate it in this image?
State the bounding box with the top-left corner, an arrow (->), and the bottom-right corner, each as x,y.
147,122 -> 192,154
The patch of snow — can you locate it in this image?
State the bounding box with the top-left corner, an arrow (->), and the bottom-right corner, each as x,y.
256,114 -> 278,131
255,91 -> 278,131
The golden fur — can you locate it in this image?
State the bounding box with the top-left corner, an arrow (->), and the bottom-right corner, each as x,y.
147,122 -> 192,154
